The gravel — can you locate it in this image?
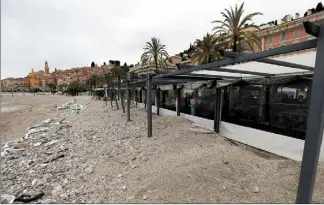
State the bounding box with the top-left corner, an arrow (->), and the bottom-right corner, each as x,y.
1,96 -> 324,203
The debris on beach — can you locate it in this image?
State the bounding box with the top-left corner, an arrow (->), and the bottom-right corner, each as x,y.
57,99 -> 87,112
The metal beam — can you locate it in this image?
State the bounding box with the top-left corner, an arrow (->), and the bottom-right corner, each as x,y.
177,64 -> 274,77
223,51 -> 314,71
147,75 -> 153,138
296,23 -> 324,203
170,73 -> 240,80
153,39 -> 317,79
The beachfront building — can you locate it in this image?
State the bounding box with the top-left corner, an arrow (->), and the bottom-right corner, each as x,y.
246,9 -> 324,52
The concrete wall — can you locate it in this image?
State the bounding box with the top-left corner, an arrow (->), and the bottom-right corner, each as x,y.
134,102 -> 324,162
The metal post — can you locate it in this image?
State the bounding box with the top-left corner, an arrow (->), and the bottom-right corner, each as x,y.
147,75 -> 153,138
296,24 -> 324,203
176,87 -> 181,116
156,88 -> 160,116
214,81 -> 221,133
214,81 -> 218,132
135,89 -> 138,108
126,79 -> 131,121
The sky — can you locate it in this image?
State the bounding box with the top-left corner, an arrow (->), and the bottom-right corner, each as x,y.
1,0 -> 322,79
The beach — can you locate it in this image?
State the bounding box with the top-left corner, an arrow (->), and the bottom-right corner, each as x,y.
1,95 -> 324,203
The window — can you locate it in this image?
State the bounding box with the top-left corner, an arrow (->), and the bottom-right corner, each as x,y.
268,35 -> 273,44
281,31 -> 288,41
294,28 -> 300,37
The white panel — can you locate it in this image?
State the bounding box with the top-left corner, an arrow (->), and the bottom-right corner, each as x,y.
220,121 -> 324,162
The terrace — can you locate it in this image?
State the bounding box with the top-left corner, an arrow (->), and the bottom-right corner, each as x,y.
113,21 -> 324,203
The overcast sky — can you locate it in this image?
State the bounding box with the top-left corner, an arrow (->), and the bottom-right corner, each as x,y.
1,0 -> 322,78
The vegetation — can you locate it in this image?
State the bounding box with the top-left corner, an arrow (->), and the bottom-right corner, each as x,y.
141,37 -> 170,72
191,33 -> 225,65
212,2 -> 262,52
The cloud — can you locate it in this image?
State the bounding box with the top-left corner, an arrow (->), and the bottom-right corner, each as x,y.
1,0 -> 322,78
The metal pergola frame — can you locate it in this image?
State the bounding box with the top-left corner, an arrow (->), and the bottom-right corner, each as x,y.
120,22 -> 323,203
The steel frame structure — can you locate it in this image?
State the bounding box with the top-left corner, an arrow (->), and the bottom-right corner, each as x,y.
122,22 -> 323,203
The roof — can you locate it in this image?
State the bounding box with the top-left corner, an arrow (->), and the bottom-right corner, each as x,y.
192,49 -> 315,79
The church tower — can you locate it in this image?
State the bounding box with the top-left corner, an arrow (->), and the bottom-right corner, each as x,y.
44,60 -> 50,74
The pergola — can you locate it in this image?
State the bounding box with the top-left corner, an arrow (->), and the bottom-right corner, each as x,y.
120,22 -> 323,203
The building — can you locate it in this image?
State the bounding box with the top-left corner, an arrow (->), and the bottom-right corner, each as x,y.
252,10 -> 324,52
28,61 -> 57,90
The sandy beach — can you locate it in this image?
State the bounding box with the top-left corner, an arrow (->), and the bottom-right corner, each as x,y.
1,95 -> 324,203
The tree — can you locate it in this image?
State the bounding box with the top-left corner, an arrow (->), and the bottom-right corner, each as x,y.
191,33 -> 225,65
212,2 -> 263,52
47,83 -> 57,95
67,80 -> 82,96
91,62 -> 95,67
141,37 -> 170,72
316,2 -> 324,12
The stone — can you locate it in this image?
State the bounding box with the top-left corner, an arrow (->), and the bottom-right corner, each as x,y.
117,174 -> 123,178
223,160 -> 229,165
52,185 -> 63,196
130,164 -> 138,170
252,186 -> 260,193
0,194 -> 15,204
33,142 -> 42,147
122,186 -> 127,191
142,195 -> 148,200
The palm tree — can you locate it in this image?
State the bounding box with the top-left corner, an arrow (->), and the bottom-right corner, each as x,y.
212,2 -> 263,52
141,37 -> 170,72
191,33 -> 225,65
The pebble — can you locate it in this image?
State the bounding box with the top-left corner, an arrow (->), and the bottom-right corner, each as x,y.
122,186 -> 127,191
142,195 -> 148,200
52,185 -> 63,196
117,174 -> 123,178
223,160 -> 229,165
252,186 -> 260,193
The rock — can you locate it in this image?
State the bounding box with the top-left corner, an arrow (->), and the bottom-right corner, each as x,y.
32,179 -> 39,186
222,186 -> 226,190
142,156 -> 148,162
130,164 -> 138,170
117,174 -> 123,178
52,185 -> 63,196
223,160 -> 229,165
131,157 -> 137,161
252,186 -> 260,193
142,195 -> 148,200
33,142 -> 42,147
0,194 -> 15,204
122,186 -> 127,191
85,165 -> 94,174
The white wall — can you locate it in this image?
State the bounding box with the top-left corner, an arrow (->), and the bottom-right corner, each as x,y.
134,102 -> 324,162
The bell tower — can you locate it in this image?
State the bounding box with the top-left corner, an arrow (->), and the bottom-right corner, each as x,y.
44,60 -> 50,74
